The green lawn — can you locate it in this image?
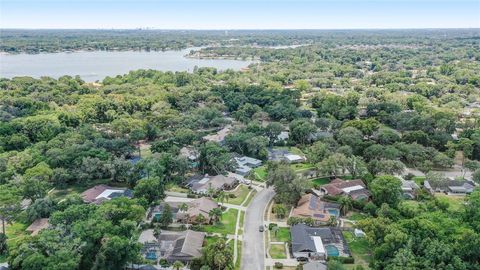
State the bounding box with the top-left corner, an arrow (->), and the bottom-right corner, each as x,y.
202,209 -> 238,235
221,185 -> 250,205
253,166 -> 268,182
271,227 -> 290,242
242,190 -> 256,206
235,240 -> 242,270
290,163 -> 315,172
269,244 -> 287,259
435,194 -> 465,212
165,183 -> 189,193
343,231 -> 371,269
347,212 -> 368,221
312,177 -> 330,186
412,176 -> 426,186
5,222 -> 29,250
238,211 -> 245,235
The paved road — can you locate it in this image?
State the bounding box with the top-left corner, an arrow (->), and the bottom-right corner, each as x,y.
241,187 -> 275,270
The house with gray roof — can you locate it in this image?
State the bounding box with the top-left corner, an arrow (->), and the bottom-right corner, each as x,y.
401,180 -> 420,199
267,148 -> 305,163
291,224 -> 350,260
233,155 -> 262,176
138,229 -> 205,263
188,174 -> 238,194
424,179 -> 475,195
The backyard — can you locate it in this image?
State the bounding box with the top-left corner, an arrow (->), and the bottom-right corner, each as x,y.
343,231 -> 371,269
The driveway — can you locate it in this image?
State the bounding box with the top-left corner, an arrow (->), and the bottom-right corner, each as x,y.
241,186 -> 275,270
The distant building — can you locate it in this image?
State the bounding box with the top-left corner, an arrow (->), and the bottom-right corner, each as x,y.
26,218 -> 49,236
188,174 -> 238,194
290,193 -> 340,224
424,179 -> 475,195
138,229 -> 205,263
180,146 -> 199,161
267,148 -> 306,163
291,224 -> 350,260
81,184 -> 133,204
401,180 -> 420,199
233,155 -> 262,176
320,179 -> 370,201
354,229 -> 366,238
202,125 -> 232,144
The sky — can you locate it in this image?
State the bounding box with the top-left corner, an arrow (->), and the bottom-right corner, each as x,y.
0,0 -> 479,29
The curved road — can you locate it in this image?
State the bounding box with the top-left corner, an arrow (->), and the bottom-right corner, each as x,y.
241,186 -> 275,270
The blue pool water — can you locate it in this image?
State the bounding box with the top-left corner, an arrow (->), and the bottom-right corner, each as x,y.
327,209 -> 340,217
325,245 -> 340,257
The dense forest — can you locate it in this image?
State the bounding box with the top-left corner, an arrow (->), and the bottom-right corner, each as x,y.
0,29 -> 479,270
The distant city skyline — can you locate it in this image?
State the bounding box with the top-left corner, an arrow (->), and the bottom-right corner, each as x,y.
1,0 -> 479,29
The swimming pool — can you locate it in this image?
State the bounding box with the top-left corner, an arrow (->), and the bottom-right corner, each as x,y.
327,209 -> 340,217
325,245 -> 340,257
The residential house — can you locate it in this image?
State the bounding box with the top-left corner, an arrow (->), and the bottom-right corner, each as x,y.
26,218 -> 49,236
202,125 -> 232,144
401,179 -> 420,199
424,179 -> 475,195
290,193 -> 340,224
138,229 -> 205,263
267,148 -> 306,163
81,184 -> 133,204
233,155 -> 262,176
149,197 -> 220,224
180,146 -> 199,162
188,174 -> 238,194
320,178 -> 370,200
291,224 -> 350,260
320,179 -> 370,201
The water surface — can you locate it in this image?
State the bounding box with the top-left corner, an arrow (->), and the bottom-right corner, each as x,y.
0,48 -> 252,82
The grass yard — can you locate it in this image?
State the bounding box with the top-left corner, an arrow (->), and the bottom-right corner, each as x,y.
290,163 -> 315,172
343,231 -> 371,269
242,189 -> 256,206
435,193 -> 465,212
412,176 -> 426,186
253,166 -> 268,181
234,240 -> 242,270
202,208 -> 238,235
4,222 -> 29,250
165,183 -> 189,193
222,185 -> 250,205
312,177 -> 330,186
271,227 -> 291,242
269,244 -> 287,259
239,211 -> 245,234
347,212 -> 368,221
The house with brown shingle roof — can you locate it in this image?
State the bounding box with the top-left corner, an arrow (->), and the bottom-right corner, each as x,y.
320,179 -> 370,201
291,193 -> 340,224
148,197 -> 220,224
26,218 -> 49,236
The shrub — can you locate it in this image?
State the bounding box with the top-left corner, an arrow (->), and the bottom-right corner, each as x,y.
269,223 -> 278,230
274,262 -> 284,269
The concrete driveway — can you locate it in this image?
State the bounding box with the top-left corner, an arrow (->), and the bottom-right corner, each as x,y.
241,186 -> 275,270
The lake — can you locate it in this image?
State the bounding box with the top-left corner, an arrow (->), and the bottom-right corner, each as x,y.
0,48 -> 253,82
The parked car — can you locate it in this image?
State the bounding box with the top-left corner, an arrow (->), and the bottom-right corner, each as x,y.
259,225 -> 264,232
296,257 -> 309,262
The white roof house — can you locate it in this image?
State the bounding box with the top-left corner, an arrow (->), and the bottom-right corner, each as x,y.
285,154 -> 305,163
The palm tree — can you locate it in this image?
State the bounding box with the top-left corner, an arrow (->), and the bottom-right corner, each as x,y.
217,190 -> 226,205
208,208 -> 223,223
179,203 -> 189,212
328,216 -> 337,226
339,196 -> 353,216
172,260 -> 184,270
